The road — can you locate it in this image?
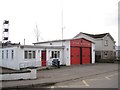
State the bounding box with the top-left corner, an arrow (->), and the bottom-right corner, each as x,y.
48,70 -> 118,88
1,63 -> 119,89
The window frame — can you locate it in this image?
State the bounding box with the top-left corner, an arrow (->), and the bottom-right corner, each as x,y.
11,50 -> 14,59
2,50 -> 4,59
51,51 -> 60,59
6,50 -> 8,59
24,50 -> 36,59
104,40 -> 108,46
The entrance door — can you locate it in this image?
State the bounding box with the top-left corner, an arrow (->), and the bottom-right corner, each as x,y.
71,47 -> 81,65
41,50 -> 46,66
82,48 -> 91,64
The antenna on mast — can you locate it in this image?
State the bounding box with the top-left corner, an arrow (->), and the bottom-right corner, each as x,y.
2,20 -> 9,43
61,0 -> 65,47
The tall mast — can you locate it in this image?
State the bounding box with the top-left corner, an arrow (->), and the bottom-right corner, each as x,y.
2,20 -> 9,43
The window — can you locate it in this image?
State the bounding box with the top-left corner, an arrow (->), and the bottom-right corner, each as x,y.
113,46 -> 115,49
51,51 -> 60,58
33,51 -> 36,59
104,51 -> 108,57
105,40 -> 108,46
25,51 -> 28,59
6,50 -> 8,59
24,50 -> 36,59
11,50 -> 14,59
2,50 -> 4,59
28,51 -> 32,59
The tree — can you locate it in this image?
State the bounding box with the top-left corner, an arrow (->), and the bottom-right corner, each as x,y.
34,24 -> 40,42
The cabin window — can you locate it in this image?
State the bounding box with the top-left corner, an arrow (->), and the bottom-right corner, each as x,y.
33,51 -> 36,59
11,50 -> 14,59
6,50 -> 8,59
24,50 -> 36,59
51,51 -> 60,58
25,51 -> 28,59
2,50 -> 4,59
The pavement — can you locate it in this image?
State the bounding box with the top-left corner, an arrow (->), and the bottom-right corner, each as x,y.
49,70 -> 118,88
1,63 -> 119,89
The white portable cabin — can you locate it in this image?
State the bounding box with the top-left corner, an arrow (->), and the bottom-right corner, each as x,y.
0,45 -> 63,70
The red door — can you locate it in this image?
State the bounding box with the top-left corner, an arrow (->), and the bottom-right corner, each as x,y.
71,47 -> 81,65
41,50 -> 46,66
82,48 -> 91,64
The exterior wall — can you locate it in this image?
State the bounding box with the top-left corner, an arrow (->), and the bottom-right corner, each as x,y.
102,35 -> 115,51
45,48 -> 63,66
63,41 -> 70,66
0,41 -> 2,48
116,46 -> 120,59
34,41 -> 63,47
94,39 -> 102,51
0,47 -> 20,70
0,48 -> 2,66
94,35 -> 116,59
19,47 -> 41,69
92,43 -> 95,64
0,69 -> 37,80
34,41 -> 71,66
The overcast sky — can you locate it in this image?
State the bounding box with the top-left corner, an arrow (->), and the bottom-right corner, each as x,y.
0,0 -> 119,45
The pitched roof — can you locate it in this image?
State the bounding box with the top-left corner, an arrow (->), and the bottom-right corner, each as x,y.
74,32 -> 115,43
74,32 -> 109,39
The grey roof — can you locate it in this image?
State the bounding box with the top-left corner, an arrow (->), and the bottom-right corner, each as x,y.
74,32 -> 115,43
19,45 -> 64,49
74,32 -> 109,38
2,44 -> 64,49
33,39 -> 70,44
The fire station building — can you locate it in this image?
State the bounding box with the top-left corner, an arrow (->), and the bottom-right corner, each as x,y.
0,37 -> 95,70
34,37 -> 95,66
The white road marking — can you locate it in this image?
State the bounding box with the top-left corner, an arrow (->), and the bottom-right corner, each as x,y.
51,86 -> 55,88
105,76 -> 111,80
58,86 -> 68,88
87,78 -> 105,81
82,80 -> 89,86
105,73 -> 118,80
107,73 -> 118,77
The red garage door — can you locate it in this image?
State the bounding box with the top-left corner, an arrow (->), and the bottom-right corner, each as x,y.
71,47 -> 81,65
82,48 -> 91,64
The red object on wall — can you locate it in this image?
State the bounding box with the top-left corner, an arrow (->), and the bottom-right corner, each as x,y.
71,47 -> 81,65
82,48 -> 91,64
41,50 -> 46,66
70,38 -> 91,65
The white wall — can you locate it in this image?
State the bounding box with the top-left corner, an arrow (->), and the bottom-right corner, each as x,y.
35,40 -> 71,66
46,49 -> 63,66
0,48 -> 2,66
1,46 -> 42,70
64,41 -> 70,66
92,43 -> 95,64
1,47 -> 20,70
102,35 -> 115,51
0,69 -> 37,80
94,39 -> 102,51
19,47 -> 41,69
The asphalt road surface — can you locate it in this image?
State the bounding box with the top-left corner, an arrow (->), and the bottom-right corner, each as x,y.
48,70 -> 118,88
1,63 -> 119,89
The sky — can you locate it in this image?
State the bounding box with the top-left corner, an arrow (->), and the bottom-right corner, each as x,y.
0,0 -> 119,45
